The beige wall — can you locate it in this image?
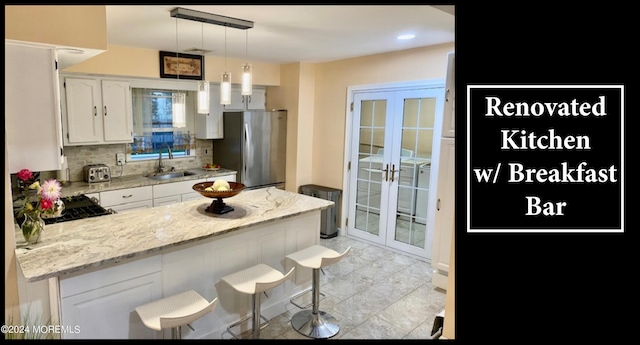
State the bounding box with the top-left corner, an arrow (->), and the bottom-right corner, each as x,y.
5,5 -> 108,50
63,45 -> 281,86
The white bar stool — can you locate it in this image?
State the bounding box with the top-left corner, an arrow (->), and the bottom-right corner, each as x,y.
286,245 -> 351,339
135,290 -> 218,339
221,263 -> 295,339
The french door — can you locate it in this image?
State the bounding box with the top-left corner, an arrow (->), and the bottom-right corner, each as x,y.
347,86 -> 444,258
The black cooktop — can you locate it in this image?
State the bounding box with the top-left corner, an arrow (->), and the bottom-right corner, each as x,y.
42,194 -> 113,225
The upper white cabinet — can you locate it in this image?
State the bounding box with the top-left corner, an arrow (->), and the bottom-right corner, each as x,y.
196,85 -> 266,139
5,41 -> 63,173
224,86 -> 266,111
61,76 -> 133,146
195,84 -> 224,139
441,52 -> 455,138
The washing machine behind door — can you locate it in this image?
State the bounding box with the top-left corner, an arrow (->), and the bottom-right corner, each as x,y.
415,163 -> 431,223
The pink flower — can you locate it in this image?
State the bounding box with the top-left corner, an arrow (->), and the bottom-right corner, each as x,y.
40,198 -> 53,210
17,169 -> 33,181
40,179 -> 62,201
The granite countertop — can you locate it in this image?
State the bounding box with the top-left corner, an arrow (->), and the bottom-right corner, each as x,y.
15,187 -> 334,283
59,168 -> 238,197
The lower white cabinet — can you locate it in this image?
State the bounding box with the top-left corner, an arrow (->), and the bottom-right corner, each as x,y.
90,175 -> 237,210
60,256 -> 162,339
152,178 -> 207,207
100,186 -> 153,213
206,174 -> 236,183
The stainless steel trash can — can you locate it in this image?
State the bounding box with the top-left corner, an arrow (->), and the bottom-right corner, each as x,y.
299,184 -> 341,238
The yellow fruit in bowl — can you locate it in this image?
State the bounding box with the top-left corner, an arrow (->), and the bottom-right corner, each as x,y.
212,179 -> 230,191
204,186 -> 214,192
217,186 -> 229,191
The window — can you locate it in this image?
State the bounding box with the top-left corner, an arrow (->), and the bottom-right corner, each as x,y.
130,88 -> 196,160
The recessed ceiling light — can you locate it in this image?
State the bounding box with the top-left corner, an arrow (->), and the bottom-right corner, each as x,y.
397,34 -> 416,40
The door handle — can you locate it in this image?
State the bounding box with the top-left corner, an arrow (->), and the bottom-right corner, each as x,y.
244,123 -> 250,174
383,164 -> 389,181
390,164 -> 401,182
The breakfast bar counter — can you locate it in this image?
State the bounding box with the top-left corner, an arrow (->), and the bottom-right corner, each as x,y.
14,187 -> 334,339
16,187 -> 333,282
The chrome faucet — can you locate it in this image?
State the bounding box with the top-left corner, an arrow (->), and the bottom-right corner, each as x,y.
157,144 -> 174,173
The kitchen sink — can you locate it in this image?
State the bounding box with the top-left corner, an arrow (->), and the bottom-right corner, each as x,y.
145,170 -> 199,180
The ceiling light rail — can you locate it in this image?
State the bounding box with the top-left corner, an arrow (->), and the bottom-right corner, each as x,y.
170,8 -> 254,30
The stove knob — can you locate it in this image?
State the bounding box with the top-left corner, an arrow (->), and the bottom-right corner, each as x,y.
89,175 -> 95,181
103,174 -> 109,179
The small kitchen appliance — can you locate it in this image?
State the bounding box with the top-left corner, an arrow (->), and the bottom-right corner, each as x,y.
83,164 -> 111,183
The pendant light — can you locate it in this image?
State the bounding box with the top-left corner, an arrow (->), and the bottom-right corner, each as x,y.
220,26 -> 231,105
197,23 -> 210,114
172,17 -> 186,128
241,30 -> 252,96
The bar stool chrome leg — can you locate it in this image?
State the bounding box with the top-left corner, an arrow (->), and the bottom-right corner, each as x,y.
291,268 -> 340,339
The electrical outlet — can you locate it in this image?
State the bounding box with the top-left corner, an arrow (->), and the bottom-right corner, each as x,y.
116,152 -> 125,166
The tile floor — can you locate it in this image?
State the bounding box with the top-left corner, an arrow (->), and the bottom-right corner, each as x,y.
237,234 -> 446,340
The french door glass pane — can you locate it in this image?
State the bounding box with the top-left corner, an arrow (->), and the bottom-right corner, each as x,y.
393,97 -> 435,248
354,99 -> 386,236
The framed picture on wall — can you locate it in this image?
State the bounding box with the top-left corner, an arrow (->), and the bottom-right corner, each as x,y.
159,51 -> 204,80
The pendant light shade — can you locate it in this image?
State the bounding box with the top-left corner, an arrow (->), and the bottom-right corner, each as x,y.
172,92 -> 186,128
220,72 -> 231,105
172,17 -> 186,128
197,80 -> 210,113
241,30 -> 252,96
196,23 -> 210,114
220,26 -> 231,105
241,63 -> 252,96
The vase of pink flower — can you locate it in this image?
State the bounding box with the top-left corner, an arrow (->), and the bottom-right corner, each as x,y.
15,169 -> 63,245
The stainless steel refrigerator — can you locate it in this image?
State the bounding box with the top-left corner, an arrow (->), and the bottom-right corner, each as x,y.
213,110 -> 287,189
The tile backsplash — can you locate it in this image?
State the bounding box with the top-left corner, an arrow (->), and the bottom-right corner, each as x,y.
37,139 -> 214,182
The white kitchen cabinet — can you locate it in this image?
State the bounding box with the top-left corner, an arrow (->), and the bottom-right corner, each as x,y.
206,173 -> 236,183
224,86 -> 266,111
61,76 -> 133,146
60,256 -> 162,339
5,41 -> 63,174
431,137 -> 455,290
441,52 -> 455,138
247,87 -> 266,110
195,84 -> 224,139
100,186 -> 153,213
152,178 -> 207,207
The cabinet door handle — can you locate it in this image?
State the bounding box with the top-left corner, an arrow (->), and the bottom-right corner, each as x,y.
445,88 -> 450,102
104,106 -> 107,116
94,106 -> 97,116
437,198 -> 441,211
248,95 -> 252,104
122,194 -> 133,199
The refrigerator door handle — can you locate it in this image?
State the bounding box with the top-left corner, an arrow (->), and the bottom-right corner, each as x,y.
244,123 -> 250,175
